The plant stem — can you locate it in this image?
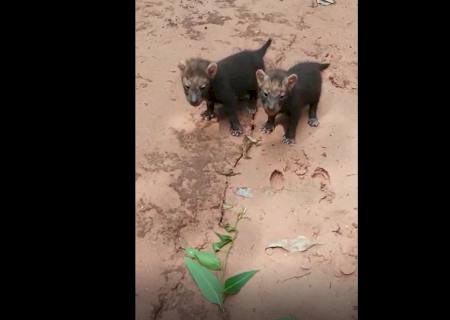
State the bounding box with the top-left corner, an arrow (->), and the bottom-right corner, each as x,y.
220,208 -> 245,283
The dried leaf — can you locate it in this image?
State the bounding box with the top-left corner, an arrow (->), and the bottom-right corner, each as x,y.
317,0 -> 335,6
245,135 -> 258,143
266,235 -> 320,252
235,187 -> 253,198
222,203 -> 234,210
241,135 -> 261,159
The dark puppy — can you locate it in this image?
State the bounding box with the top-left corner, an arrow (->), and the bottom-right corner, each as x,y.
256,62 -> 329,144
178,39 -> 272,136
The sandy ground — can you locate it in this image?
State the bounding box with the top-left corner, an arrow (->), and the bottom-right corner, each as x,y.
136,1 -> 357,319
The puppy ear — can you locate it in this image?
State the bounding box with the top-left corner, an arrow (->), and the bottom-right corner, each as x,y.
178,60 -> 186,72
255,69 -> 268,87
284,74 -> 298,91
206,62 -> 218,78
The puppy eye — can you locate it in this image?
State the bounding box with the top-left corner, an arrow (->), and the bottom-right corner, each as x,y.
263,91 -> 268,97
184,85 -> 190,89
280,93 -> 285,99
200,84 -> 207,89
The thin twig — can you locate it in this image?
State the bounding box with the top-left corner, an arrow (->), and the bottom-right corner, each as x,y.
281,271 -> 312,282
220,208 -> 246,283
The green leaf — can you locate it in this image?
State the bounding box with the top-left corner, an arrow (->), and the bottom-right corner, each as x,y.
212,232 -> 233,252
213,242 -> 223,252
224,270 -> 258,295
194,251 -> 221,270
184,257 -> 224,306
213,239 -> 231,252
185,247 -> 198,258
224,224 -> 237,232
215,232 -> 233,242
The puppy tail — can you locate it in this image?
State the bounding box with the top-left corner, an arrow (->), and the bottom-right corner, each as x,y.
256,38 -> 272,57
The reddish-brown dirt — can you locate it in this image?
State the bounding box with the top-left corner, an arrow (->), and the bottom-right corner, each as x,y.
136,1 -> 357,319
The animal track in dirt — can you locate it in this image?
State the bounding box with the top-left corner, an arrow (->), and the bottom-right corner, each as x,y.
312,167 -> 330,181
294,163 -> 309,177
290,151 -> 311,179
335,255 -> 357,277
270,169 -> 285,191
136,73 -> 153,89
273,34 -> 297,66
329,74 -> 351,89
312,167 -> 336,203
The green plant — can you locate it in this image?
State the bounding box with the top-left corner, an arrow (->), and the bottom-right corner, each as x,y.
184,207 -> 258,311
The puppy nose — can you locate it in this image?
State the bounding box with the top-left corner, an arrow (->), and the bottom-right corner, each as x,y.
190,95 -> 198,103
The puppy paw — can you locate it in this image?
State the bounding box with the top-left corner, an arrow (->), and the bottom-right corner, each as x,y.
308,118 -> 320,127
201,110 -> 216,120
282,136 -> 295,145
230,127 -> 243,136
246,106 -> 257,115
261,122 -> 274,134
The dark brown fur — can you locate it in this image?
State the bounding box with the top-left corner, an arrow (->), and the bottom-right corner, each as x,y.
178,39 -> 272,136
256,62 -> 329,144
